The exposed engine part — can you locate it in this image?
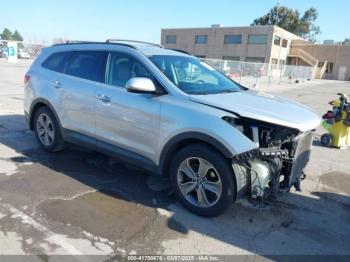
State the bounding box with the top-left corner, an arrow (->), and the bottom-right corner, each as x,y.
226,116 -> 313,199
251,125 -> 259,147
248,160 -> 271,198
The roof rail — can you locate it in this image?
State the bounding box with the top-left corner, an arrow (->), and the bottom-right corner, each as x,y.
52,40 -> 137,49
106,39 -> 163,48
65,40 -> 94,44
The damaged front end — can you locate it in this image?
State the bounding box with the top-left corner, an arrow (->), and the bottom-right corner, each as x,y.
223,116 -> 314,199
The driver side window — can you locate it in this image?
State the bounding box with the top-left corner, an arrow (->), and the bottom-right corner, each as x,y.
107,52 -> 153,88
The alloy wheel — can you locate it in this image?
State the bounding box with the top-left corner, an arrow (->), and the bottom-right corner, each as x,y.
36,113 -> 55,146
177,157 -> 222,208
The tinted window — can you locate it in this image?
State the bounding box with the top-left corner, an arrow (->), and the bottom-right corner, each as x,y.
65,51 -> 107,82
42,52 -> 70,73
224,35 -> 242,44
195,35 -> 207,44
107,52 -> 154,88
248,34 -> 268,44
166,35 -> 176,44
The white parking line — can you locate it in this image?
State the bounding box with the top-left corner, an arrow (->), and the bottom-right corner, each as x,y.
2,203 -> 84,256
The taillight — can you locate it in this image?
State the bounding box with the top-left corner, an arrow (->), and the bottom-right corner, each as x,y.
24,74 -> 30,85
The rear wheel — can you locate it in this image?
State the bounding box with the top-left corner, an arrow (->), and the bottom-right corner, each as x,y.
34,107 -> 64,152
170,143 -> 236,217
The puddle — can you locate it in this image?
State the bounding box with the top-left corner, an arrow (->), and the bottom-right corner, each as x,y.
320,172 -> 350,195
38,191 -> 158,241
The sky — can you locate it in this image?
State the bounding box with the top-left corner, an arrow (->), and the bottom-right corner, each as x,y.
0,0 -> 349,44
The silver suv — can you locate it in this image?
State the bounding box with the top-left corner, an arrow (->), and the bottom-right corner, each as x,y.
24,40 -> 320,217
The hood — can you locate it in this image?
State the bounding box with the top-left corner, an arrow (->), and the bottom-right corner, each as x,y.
190,90 -> 321,132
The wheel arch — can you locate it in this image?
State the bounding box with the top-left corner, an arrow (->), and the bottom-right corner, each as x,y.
159,132 -> 234,176
29,98 -> 62,131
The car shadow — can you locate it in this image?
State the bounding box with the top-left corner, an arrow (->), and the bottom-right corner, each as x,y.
1,114 -> 350,256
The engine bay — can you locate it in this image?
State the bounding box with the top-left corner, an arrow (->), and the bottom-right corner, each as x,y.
223,116 -> 313,199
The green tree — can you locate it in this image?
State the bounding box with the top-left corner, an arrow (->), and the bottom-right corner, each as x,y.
343,38 -> 350,44
251,6 -> 320,42
0,28 -> 13,40
12,30 -> 23,41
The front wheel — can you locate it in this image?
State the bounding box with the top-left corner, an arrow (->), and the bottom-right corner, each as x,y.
169,143 -> 236,217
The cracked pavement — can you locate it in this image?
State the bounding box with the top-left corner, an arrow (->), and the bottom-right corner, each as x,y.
0,59 -> 350,259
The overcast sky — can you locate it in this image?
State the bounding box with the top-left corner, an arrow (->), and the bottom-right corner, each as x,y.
1,0 -> 349,44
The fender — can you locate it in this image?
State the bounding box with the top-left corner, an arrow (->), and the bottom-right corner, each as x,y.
28,98 -> 63,131
159,131 -> 234,175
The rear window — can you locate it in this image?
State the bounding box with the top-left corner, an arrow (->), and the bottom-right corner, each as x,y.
42,52 -> 70,73
65,51 -> 108,83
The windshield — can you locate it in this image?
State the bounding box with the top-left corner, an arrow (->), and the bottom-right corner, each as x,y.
149,55 -> 242,95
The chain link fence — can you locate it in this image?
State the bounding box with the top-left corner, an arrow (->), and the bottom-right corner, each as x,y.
202,58 -> 314,88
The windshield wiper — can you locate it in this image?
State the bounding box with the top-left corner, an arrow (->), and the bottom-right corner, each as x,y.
217,90 -> 237,94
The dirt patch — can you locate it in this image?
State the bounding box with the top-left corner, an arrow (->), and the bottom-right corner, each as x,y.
320,172 -> 350,195
38,191 -> 158,242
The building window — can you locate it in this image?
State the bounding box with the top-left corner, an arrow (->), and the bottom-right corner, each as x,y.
279,60 -> 285,65
195,35 -> 207,44
245,57 -> 265,63
222,56 -> 240,61
271,58 -> 278,64
274,35 -> 281,46
326,62 -> 334,73
248,34 -> 268,44
224,35 -> 242,44
282,39 -> 288,48
166,35 -> 176,44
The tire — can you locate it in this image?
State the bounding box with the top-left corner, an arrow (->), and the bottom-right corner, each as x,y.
321,133 -> 332,147
33,106 -> 65,152
169,143 -> 236,217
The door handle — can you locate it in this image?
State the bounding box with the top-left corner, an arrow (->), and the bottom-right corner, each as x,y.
51,81 -> 62,89
96,94 -> 111,103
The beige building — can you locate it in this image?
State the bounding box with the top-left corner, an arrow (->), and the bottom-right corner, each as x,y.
288,43 -> 350,80
161,25 -> 350,80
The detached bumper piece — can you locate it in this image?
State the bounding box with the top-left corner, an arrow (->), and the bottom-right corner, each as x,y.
287,132 -> 313,191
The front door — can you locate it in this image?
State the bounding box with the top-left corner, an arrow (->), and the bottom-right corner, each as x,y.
95,52 -> 161,164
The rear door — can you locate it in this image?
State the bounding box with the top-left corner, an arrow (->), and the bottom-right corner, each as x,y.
53,51 -> 108,139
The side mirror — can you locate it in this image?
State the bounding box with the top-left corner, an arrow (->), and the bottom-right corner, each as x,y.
126,77 -> 156,93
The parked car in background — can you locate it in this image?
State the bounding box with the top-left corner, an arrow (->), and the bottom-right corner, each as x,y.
24,40 -> 321,217
18,49 -> 31,59
0,45 -> 7,58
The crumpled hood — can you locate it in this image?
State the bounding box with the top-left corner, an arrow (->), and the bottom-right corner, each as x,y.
190,90 -> 321,132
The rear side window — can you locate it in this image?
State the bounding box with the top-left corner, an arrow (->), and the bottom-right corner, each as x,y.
65,51 -> 108,83
42,52 -> 70,73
